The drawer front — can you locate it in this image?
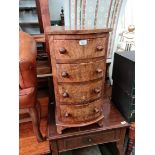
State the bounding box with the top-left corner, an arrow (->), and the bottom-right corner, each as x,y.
60,99 -> 103,123
56,60 -> 105,82
54,37 -> 106,60
58,130 -> 116,151
58,80 -> 103,104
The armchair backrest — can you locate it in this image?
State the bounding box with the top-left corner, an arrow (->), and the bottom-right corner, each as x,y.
19,32 -> 37,89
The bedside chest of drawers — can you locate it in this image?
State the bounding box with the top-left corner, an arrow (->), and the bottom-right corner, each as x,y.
46,26 -> 112,134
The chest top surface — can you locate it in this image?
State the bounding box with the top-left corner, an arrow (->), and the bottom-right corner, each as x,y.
46,26 -> 112,35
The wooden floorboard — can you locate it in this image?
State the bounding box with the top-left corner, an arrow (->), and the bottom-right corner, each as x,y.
19,117 -> 50,155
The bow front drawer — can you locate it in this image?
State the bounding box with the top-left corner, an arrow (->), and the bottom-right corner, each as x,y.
58,80 -> 104,104
56,60 -> 105,82
53,37 -> 106,61
60,99 -> 103,124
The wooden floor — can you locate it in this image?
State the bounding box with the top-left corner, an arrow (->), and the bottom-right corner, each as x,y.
19,81 -> 112,155
19,88 -> 50,155
19,117 -> 50,155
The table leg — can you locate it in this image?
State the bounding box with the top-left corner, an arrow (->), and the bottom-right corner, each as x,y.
48,77 -> 54,102
50,141 -> 59,155
126,123 -> 135,155
116,128 -> 126,155
126,139 -> 134,155
116,143 -> 124,155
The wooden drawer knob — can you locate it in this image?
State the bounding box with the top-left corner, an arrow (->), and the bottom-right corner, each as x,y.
59,47 -> 66,54
62,92 -> 69,98
88,138 -> 92,142
96,68 -> 102,73
96,45 -> 104,51
94,88 -> 101,93
64,112 -> 69,117
61,71 -> 68,77
94,108 -> 99,113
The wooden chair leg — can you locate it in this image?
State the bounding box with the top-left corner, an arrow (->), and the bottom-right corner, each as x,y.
36,100 -> 41,121
29,104 -> 44,142
126,123 -> 135,155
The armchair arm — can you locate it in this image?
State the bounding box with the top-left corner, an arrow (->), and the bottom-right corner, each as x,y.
32,34 -> 45,43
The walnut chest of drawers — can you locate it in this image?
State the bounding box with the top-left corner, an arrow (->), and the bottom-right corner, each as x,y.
46,26 -> 112,134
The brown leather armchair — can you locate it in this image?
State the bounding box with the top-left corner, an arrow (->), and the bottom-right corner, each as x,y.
19,32 -> 44,142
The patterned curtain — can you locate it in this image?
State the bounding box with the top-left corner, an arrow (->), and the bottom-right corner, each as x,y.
64,0 -> 123,59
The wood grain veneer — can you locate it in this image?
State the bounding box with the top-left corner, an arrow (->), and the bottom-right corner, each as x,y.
56,60 -> 105,82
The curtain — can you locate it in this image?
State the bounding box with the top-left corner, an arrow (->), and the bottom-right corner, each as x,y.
64,0 -> 123,59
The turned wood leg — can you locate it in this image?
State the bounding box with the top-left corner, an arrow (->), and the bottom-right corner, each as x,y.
51,141 -> 59,155
127,139 -> 134,155
29,105 -> 44,142
126,123 -> 135,155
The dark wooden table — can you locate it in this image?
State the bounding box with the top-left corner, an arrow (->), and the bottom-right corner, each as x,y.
47,99 -> 129,155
